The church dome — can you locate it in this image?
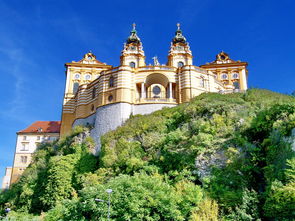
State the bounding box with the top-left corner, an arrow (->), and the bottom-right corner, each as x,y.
172,23 -> 187,44
126,23 -> 141,44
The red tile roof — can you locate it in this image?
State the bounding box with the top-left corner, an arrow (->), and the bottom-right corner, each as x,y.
18,121 -> 61,133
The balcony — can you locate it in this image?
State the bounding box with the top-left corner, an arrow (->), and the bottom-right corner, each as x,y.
136,97 -> 177,104
139,66 -> 176,71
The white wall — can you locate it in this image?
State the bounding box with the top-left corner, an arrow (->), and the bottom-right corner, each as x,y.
15,133 -> 59,154
73,102 -> 177,153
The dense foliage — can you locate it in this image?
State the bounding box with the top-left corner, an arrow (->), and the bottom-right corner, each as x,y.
1,89 -> 295,220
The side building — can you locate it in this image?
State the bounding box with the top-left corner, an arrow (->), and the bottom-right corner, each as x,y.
10,121 -> 61,185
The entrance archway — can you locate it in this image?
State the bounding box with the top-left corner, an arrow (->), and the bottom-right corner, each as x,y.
139,73 -> 174,99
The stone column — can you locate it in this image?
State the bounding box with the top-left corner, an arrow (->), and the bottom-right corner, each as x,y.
169,82 -> 173,98
241,69 -> 248,90
141,82 -> 146,98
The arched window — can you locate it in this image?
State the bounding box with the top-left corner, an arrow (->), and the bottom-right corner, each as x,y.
108,95 -> 113,102
129,62 -> 136,68
233,81 -> 240,89
109,76 -> 114,88
178,61 -> 184,68
92,87 -> 96,99
73,82 -> 79,94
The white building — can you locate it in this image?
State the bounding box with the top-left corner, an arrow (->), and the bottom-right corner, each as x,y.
10,121 -> 60,185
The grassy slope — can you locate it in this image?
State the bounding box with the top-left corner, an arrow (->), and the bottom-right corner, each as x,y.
1,89 -> 295,220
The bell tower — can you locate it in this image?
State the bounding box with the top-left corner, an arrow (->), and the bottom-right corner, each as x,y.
167,23 -> 193,68
120,24 -> 145,68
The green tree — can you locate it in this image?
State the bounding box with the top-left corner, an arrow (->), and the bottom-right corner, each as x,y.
190,198 -> 219,221
46,173 -> 204,221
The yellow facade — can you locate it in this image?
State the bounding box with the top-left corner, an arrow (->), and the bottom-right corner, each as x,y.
61,24 -> 248,136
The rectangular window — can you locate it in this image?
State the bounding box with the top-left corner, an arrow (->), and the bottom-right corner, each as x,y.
20,156 -> 28,163
21,143 -> 28,151
199,78 -> 205,88
23,136 -> 27,141
37,136 -> 40,140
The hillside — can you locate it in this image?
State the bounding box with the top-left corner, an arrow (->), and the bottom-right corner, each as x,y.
1,89 -> 295,220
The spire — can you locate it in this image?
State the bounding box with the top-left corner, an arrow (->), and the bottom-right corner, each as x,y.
126,23 -> 141,44
172,23 -> 187,44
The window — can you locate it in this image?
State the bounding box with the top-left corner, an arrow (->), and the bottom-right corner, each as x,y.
21,156 -> 28,163
37,136 -> 40,141
221,73 -> 228,80
74,73 -> 80,79
92,87 -> 96,99
153,86 -> 161,96
233,81 -> 240,89
21,143 -> 28,151
52,137 -> 58,141
109,76 -> 114,88
23,136 -> 27,141
108,95 -> 113,102
178,61 -> 184,68
232,73 -> 239,79
85,74 -> 91,80
200,78 -> 205,88
91,104 -> 95,112
129,62 -> 136,68
73,82 -> 79,94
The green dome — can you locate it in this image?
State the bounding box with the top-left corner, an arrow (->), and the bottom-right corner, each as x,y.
126,23 -> 141,44
172,23 -> 187,44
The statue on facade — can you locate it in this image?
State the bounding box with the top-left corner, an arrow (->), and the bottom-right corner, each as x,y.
152,56 -> 160,66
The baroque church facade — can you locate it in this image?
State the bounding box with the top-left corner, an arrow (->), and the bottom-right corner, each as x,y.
60,24 -> 248,150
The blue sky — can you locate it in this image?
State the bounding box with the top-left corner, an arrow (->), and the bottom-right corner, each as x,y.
0,0 -> 294,185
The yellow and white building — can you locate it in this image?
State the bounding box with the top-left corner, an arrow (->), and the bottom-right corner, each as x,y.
61,24 -> 248,151
10,121 -> 60,185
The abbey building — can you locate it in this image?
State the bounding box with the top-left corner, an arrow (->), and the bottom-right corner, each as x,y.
1,24 -> 248,188
60,24 -> 248,150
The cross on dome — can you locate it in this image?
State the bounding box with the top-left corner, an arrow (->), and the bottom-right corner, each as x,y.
177,23 -> 180,30
126,23 -> 141,44
173,23 -> 187,44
